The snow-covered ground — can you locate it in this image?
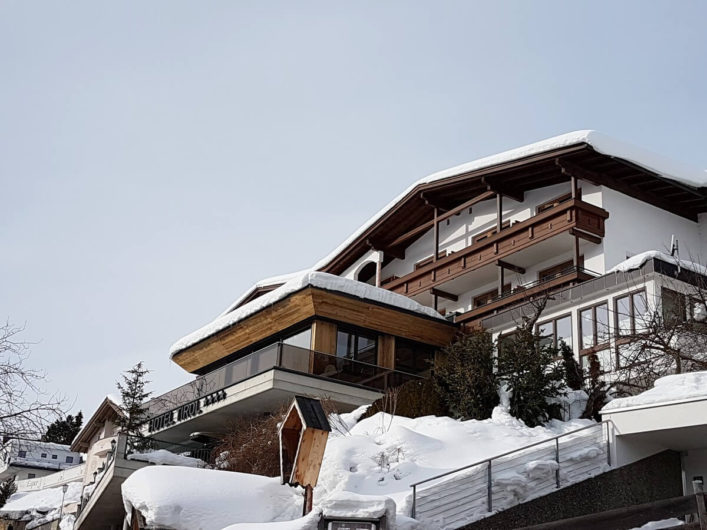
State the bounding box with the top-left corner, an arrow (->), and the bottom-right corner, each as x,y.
603,370 -> 707,411
117,404 -> 605,530
0,481 -> 82,530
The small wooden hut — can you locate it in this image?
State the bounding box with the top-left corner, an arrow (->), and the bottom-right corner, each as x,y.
278,396 -> 331,514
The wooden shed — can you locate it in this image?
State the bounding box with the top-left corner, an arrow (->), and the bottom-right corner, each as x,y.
279,396 -> 331,490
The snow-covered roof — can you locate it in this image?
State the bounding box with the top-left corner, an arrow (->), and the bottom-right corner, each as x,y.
220,269 -> 310,316
0,481 -> 81,519
170,272 -> 445,358
602,371 -> 707,412
607,250 -> 707,276
313,130 -> 707,271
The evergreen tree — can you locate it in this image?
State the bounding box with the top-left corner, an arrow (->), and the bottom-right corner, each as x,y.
42,412 -> 83,445
116,362 -> 152,443
560,342 -> 584,391
0,477 -> 16,508
434,331 -> 499,420
496,327 -> 566,427
581,353 -> 608,421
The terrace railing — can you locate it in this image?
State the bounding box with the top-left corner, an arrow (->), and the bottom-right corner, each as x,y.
147,343 -> 422,417
410,421 -> 612,529
123,435 -> 212,463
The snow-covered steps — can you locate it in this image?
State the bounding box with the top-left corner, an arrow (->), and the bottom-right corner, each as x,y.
411,422 -> 611,529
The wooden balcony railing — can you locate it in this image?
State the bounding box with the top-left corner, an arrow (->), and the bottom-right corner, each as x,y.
454,266 -> 598,326
384,199 -> 609,298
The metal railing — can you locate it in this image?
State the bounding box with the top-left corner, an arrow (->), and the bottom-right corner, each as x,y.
147,343 -> 423,416
410,421 -> 612,525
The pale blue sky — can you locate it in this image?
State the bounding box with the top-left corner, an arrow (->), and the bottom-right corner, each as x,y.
1,1 -> 706,417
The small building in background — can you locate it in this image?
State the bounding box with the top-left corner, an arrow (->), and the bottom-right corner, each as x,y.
0,439 -> 81,482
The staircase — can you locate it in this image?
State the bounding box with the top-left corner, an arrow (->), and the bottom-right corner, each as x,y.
411,422 -> 611,530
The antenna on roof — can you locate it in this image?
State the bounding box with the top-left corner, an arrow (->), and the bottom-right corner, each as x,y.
670,235 -> 681,275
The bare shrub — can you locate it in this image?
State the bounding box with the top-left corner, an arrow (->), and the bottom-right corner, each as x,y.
212,406 -> 287,477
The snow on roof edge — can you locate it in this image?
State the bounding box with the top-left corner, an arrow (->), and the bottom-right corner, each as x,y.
607,250 -> 707,276
219,269 -> 311,317
601,371 -> 707,412
170,271 -> 445,358
312,130 -> 707,271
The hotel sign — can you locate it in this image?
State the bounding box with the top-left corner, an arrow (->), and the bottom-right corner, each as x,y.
148,390 -> 228,433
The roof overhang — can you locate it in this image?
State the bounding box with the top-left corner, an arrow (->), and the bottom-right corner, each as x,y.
171,285 -> 457,374
70,397 -> 124,453
318,143 -> 707,276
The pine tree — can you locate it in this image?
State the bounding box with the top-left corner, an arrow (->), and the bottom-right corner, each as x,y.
496,327 -> 566,427
560,342 -> 584,391
434,331 -> 499,420
0,477 -> 17,508
42,412 -> 83,445
581,353 -> 608,421
116,362 -> 152,445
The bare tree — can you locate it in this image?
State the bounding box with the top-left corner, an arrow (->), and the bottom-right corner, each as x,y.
0,321 -> 64,440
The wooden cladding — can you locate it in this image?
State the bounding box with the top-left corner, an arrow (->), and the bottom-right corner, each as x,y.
384,199 -> 608,298
172,287 -> 455,373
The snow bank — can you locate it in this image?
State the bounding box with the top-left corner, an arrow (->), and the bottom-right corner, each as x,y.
122,466 -> 302,530
602,370 -> 707,411
171,272 -> 444,356
607,250 -> 707,276
316,406 -> 596,516
221,511 -> 321,530
127,449 -> 206,467
320,492 -> 396,524
314,130 -> 707,271
631,518 -> 684,529
0,481 -> 82,524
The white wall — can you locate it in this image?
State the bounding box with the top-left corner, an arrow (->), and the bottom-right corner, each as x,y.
602,187 -> 703,269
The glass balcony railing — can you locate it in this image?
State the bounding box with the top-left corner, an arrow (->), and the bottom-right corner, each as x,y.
146,343 -> 422,417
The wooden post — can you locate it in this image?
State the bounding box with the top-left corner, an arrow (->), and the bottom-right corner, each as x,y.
303,485 -> 314,516
432,207 -> 439,263
571,175 -> 578,199
694,479 -> 706,530
573,233 -> 580,269
498,265 -> 505,297
496,193 -> 503,232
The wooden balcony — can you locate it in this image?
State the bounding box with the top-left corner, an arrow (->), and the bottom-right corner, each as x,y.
454,266 -> 597,327
384,199 -> 609,298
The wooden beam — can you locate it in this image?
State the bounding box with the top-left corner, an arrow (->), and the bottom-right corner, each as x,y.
496,260 -> 526,274
570,228 -> 602,245
483,176 -> 524,203
496,193 -> 503,232
385,191 -> 495,250
430,288 -> 458,302
556,158 -> 601,186
366,238 -> 404,260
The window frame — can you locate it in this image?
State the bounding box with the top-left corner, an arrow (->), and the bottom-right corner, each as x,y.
335,325 -> 378,365
536,312 -> 573,349
614,288 -> 648,337
578,301 -> 610,354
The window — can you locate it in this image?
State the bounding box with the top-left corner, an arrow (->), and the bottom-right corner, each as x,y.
17,450 -> 26,458
579,302 -> 610,351
66,456 -> 74,463
336,327 -> 377,365
473,284 -> 511,308
27,473 -> 35,479
282,327 -> 312,350
615,289 -> 648,336
538,259 -> 582,282
581,348 -> 614,373
662,288 -> 686,324
536,191 -> 578,214
41,453 -> 47,458
537,314 -> 573,349
395,339 -> 435,374
51,454 -> 57,460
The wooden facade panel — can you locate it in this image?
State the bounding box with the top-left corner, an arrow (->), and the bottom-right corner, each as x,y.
310,290 -> 456,347
173,290 -> 317,373
378,335 -> 396,369
173,287 -> 456,373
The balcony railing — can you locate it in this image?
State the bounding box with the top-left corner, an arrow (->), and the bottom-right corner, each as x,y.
454,266 -> 599,325
147,343 -> 422,417
384,199 -> 609,298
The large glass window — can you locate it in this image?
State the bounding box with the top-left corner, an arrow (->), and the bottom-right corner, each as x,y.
662,288 -> 685,324
283,327 -> 312,350
336,327 -> 377,365
395,339 -> 435,375
580,302 -> 610,351
537,314 -> 573,349
615,290 -> 648,336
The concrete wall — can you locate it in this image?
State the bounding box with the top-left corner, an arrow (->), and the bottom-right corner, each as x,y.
463,450 -> 683,530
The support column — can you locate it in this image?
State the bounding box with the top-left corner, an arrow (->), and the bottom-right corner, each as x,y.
378,335 -> 395,369
498,266 -> 505,297
496,193 -> 503,232
573,233 -> 580,269
375,250 -> 384,287
571,175 -> 578,199
432,207 -> 439,262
